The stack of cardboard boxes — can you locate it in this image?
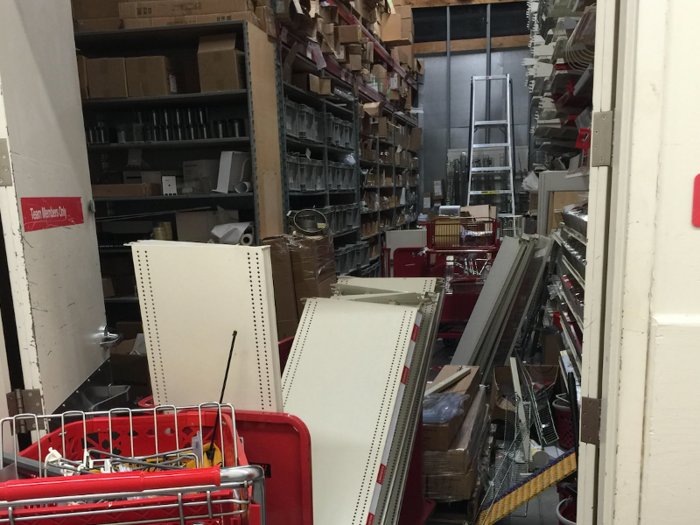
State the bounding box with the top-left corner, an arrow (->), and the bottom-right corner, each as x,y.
79,33 -> 245,100
263,234 -> 337,340
71,0 -> 276,38
423,366 -> 491,502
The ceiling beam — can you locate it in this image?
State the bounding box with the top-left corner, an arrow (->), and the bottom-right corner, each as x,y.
407,0 -> 525,8
414,34 -> 529,54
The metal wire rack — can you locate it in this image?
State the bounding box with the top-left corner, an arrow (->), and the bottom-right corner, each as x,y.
0,403 -> 265,525
481,396 -> 532,523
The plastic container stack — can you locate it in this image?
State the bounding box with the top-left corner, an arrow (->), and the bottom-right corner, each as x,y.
285,98 -> 298,138
287,154 -> 301,191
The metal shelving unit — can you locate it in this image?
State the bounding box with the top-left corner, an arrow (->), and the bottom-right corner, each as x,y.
79,20 -> 284,327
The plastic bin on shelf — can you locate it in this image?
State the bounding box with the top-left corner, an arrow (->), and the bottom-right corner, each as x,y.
287,155 -> 301,191
346,203 -> 360,230
358,240 -> 370,266
285,98 -> 298,138
325,114 -> 341,146
340,120 -> 353,148
297,105 -> 319,142
298,158 -> 311,191
309,159 -> 324,190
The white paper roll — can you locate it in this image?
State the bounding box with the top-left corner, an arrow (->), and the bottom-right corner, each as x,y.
240,233 -> 254,246
235,181 -> 252,194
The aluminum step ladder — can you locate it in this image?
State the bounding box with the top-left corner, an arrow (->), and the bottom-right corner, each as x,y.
467,74 -> 517,215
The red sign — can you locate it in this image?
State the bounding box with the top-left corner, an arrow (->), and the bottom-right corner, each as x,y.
21,197 -> 84,232
694,175 -> 700,228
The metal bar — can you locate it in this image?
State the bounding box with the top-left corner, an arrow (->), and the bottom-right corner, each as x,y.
485,4 -> 491,144
446,6 -> 452,162
467,76 -> 476,205
506,75 -> 516,214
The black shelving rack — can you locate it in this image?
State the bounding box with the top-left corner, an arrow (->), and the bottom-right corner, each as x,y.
76,21 -> 284,326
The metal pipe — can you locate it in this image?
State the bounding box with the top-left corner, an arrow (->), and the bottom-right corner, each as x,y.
446,6 -> 451,161
485,3 -> 491,143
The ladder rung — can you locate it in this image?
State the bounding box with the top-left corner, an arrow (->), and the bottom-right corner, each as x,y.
473,143 -> 509,149
471,166 -> 511,173
474,120 -> 508,127
469,190 -> 513,195
473,75 -> 509,81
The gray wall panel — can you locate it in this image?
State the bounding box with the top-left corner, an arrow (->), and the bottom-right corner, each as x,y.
418,48 -> 530,194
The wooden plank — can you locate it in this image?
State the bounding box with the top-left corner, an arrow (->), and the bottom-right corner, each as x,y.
414,35 -> 529,54
408,0 -> 524,7
246,22 -> 285,239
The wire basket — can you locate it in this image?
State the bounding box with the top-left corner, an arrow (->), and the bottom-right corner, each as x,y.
0,404 -> 265,525
427,217 -> 499,250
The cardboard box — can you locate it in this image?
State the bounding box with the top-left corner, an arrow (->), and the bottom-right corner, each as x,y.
292,73 -> 332,95
71,0 -> 120,19
86,57 -> 128,98
126,56 -> 177,97
424,467 -> 478,502
102,277 -> 115,298
319,5 -> 338,23
335,24 -> 362,43
289,234 -> 336,318
422,192 -> 432,213
548,191 -> 583,232
423,387 -> 488,476
116,321 -> 144,340
381,13 -> 411,45
74,17 -> 122,31
424,408 -> 468,452
398,5 -> 412,19
262,236 -> 300,339
76,55 -> 89,99
122,11 -> 259,28
348,53 -> 363,71
542,332 -> 563,366
491,365 -> 559,421
198,35 -> 246,92
401,17 -> 413,38
460,205 -> 497,221
91,183 -> 161,197
175,211 -> 220,242
394,44 -> 414,65
409,127 -> 422,150
416,58 -> 425,75
119,0 -> 254,18
255,6 -> 276,37
433,180 -> 444,200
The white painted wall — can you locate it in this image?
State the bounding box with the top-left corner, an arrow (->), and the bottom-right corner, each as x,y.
597,0 -> 700,522
0,1 -> 107,413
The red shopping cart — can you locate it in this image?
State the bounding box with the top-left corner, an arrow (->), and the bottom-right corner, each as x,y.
0,404 -> 265,525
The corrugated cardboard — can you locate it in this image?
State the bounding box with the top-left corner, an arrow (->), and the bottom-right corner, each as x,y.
86,57 -> 128,98
126,56 -> 177,97
72,0 -> 120,19
548,191 -> 583,232
416,59 -> 425,75
116,321 -> 144,339
348,53 -> 362,72
122,11 -> 259,28
76,55 -> 89,99
401,17 -> 413,38
424,467 -> 478,502
423,386 -> 488,476
398,5 -> 412,19
92,183 -> 160,197
423,365 -> 480,451
255,6 -> 276,37
198,35 -> 246,92
292,73 -> 331,95
175,211 -> 220,242
460,204 -> 497,221
289,234 -> 336,318
102,277 -> 115,298
335,24 -> 362,43
119,0 -> 253,18
74,18 -> 122,31
410,127 -> 422,150
262,236 -> 300,340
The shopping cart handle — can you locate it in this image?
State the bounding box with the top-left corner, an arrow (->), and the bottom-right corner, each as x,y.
0,466 -> 222,502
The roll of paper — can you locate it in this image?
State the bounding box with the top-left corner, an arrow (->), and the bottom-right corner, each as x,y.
235,181 -> 252,194
240,233 -> 254,246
